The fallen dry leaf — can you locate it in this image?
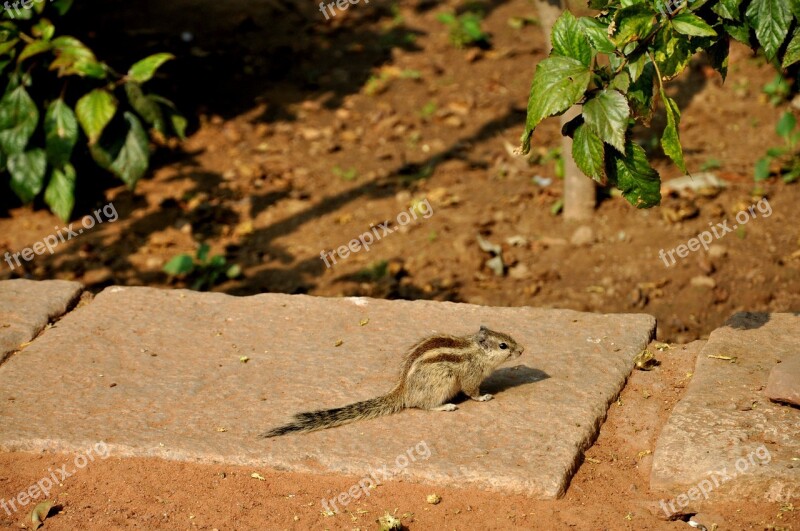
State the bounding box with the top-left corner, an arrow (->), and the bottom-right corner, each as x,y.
30,500 -> 54,530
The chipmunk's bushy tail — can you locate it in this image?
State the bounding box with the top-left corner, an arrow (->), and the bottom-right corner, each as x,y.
261,390 -> 404,438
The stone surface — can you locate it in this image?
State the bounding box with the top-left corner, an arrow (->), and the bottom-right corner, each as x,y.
651,312 -> 800,506
766,356 -> 800,406
0,279 -> 83,364
0,286 -> 655,498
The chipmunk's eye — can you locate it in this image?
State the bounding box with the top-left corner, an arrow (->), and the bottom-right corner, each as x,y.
499,342 -> 508,350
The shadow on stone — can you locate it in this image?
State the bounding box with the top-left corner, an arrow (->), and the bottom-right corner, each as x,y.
725,312 -> 771,331
481,365 -> 550,395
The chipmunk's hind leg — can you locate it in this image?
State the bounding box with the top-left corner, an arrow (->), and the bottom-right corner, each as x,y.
405,363 -> 461,410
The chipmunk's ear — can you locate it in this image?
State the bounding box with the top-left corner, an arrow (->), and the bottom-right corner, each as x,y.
476,325 -> 489,345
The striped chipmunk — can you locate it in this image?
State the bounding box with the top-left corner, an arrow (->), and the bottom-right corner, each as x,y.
261,326 -> 524,437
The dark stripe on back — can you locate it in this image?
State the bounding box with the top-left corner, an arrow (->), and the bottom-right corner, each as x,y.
406,336 -> 470,363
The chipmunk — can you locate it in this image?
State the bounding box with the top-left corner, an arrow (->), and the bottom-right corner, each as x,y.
261,325 -> 524,437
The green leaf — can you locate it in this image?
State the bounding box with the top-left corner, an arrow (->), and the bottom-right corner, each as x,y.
612,4 -> 656,47
626,50 -> 649,82
31,18 -> 55,40
723,19 -> 751,43
782,29 -> 800,68
128,53 -> 174,83
125,82 -> 165,132
579,17 -> 616,54
196,243 -> 210,262
712,0 -> 742,20
776,111 -> 796,140
671,12 -> 717,36
8,149 -> 47,203
75,89 -> 117,145
17,40 -> 52,63
0,38 -> 19,57
170,113 -> 187,140
628,62 -> 656,122
746,0 -> 791,60
163,254 -> 195,276
660,92 -> 687,173
609,71 -> 631,93
606,141 -> 661,208
583,89 -> 630,153
653,26 -> 694,79
6,7 -> 32,20
49,36 -> 106,78
226,264 -> 242,279
552,11 -> 592,67
51,0 -> 74,15
754,157 -> 771,181
44,98 -> 78,167
0,85 -> 38,155
44,163 -> 76,221
109,112 -> 150,189
573,123 -> 606,183
436,12 -> 456,24
520,56 -> 592,153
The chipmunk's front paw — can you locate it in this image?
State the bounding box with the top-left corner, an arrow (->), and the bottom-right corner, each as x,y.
475,393 -> 493,402
432,403 -> 458,412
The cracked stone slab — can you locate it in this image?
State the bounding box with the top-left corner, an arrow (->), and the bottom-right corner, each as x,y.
651,312 -> 800,506
0,279 -> 83,364
0,286 -> 655,498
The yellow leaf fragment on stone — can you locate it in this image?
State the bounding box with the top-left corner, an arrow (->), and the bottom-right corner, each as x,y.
334,339 -> 343,347
707,354 -> 737,362
251,472 -> 266,481
359,318 -> 369,326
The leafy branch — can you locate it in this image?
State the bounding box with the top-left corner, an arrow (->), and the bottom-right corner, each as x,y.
520,0 -> 800,208
0,0 -> 184,220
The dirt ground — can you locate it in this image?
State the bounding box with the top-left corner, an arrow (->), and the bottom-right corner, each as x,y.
0,0 -> 798,343
1,0 -> 799,528
1,340 -> 796,530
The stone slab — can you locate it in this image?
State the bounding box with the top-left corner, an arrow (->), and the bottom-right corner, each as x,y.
0,279 -> 83,364
651,312 -> 800,505
766,355 -> 800,407
0,286 -> 655,498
